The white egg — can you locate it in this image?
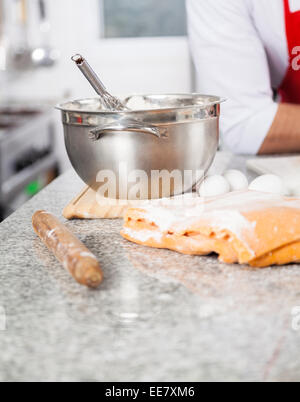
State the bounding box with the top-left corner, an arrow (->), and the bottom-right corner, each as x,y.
199,175 -> 231,197
223,169 -> 248,192
249,174 -> 286,195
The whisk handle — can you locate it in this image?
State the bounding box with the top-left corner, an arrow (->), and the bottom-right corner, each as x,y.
72,54 -> 107,97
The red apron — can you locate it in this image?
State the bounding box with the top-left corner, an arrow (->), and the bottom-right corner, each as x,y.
279,0 -> 300,103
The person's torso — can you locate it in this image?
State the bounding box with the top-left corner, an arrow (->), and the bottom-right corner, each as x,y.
249,0 -> 300,89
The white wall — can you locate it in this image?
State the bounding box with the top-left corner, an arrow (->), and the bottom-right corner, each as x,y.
3,0 -> 192,171
6,0 -> 192,99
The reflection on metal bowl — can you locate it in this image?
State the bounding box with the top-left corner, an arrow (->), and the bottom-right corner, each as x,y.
57,94 -> 224,200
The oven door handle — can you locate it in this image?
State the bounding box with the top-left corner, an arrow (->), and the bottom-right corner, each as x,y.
1,154 -> 57,204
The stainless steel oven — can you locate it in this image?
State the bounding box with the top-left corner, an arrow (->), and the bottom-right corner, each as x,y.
0,104 -> 58,220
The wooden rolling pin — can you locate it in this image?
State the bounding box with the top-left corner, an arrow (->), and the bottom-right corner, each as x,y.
32,211 -> 103,288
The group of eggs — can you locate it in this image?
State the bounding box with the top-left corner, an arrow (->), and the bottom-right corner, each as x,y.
198,170 -> 286,198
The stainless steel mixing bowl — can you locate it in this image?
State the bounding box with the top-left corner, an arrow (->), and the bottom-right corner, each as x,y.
57,94 -> 224,199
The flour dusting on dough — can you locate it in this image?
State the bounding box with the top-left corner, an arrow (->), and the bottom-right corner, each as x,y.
122,190 -> 300,267
122,227 -> 163,243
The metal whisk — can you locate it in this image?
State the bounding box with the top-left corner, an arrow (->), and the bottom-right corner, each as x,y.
71,54 -> 129,112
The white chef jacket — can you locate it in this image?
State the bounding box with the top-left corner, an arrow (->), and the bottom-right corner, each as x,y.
187,0 -> 300,154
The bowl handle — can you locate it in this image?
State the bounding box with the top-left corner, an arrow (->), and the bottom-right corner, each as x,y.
89,119 -> 164,141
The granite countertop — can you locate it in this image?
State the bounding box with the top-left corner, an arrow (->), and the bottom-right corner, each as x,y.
0,153 -> 300,382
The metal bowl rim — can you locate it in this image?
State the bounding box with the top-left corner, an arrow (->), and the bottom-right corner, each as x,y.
56,93 -> 226,115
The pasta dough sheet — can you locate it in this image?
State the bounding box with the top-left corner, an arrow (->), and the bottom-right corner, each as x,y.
121,191 -> 300,267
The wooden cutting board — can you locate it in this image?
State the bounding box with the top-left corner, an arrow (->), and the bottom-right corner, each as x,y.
63,186 -> 186,220
247,156 -> 300,196
63,153 -> 237,220
63,186 -> 134,219
63,186 -> 197,220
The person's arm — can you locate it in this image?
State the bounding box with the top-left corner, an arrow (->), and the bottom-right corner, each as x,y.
186,0 -> 282,155
259,104 -> 300,154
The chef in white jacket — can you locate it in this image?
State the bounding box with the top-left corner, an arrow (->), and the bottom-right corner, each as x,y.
187,0 -> 300,154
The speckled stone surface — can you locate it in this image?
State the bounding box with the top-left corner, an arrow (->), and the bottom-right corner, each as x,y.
0,153 -> 300,382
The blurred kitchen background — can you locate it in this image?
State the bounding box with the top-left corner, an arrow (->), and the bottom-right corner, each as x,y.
0,0 -> 192,221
